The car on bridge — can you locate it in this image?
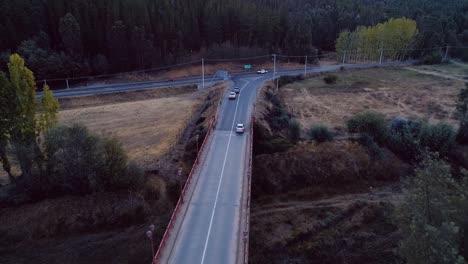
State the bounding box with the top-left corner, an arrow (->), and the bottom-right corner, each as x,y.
228,92 -> 237,100
236,124 -> 245,133
257,69 -> 268,74
233,87 -> 240,94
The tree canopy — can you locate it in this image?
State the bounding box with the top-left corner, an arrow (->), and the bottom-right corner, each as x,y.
0,0 -> 466,79
336,18 -> 418,61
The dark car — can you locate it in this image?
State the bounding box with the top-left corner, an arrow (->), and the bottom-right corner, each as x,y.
233,87 -> 240,94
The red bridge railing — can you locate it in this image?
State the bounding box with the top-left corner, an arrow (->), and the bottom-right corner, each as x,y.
153,115 -> 216,263
243,114 -> 255,264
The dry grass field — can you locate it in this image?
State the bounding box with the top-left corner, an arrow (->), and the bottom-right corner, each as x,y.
58,88 -> 206,171
279,67 -> 463,132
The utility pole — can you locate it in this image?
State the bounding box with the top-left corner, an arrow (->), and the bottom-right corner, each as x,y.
444,45 -> 450,61
304,55 -> 308,75
202,58 -> 205,89
273,54 -> 276,78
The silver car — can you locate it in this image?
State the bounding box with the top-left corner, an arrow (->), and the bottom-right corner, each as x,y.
236,124 -> 245,133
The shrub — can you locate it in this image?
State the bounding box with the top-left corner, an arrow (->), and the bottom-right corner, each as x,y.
456,84 -> 468,144
45,125 -> 101,194
98,138 -> 128,188
419,122 -> 456,156
309,125 -> 334,143
288,119 -> 301,144
278,75 -> 303,87
421,52 -> 443,65
44,125 -> 144,195
358,133 -> 383,160
386,119 -> 423,162
323,74 -> 338,84
347,111 -> 387,144
457,118 -> 468,144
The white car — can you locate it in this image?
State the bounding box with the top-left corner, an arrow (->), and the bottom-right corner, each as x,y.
228,92 -> 236,100
236,124 -> 245,133
257,69 -> 268,74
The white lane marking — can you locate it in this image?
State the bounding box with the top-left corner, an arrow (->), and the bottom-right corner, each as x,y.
200,80 -> 249,264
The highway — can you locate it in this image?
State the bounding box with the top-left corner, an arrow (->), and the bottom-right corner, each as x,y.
38,61 -> 409,99
37,75 -> 223,98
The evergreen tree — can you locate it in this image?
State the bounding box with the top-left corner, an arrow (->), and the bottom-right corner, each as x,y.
59,13 -> 82,56
396,157 -> 468,264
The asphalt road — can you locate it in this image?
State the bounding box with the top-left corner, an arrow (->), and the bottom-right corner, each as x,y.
38,61 -> 411,99
166,75 -> 264,264
37,75 -> 223,98
160,61 -> 414,264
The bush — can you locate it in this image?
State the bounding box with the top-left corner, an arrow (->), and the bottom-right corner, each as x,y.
265,91 -> 290,131
347,111 -> 387,144
288,119 -> 301,144
386,119 -> 423,162
456,84 -> 468,144
420,52 -> 443,65
419,122 -> 456,156
309,125 -> 334,143
44,125 -> 144,195
457,118 -> 468,144
323,74 -> 338,84
358,133 -> 383,160
278,75 -> 304,87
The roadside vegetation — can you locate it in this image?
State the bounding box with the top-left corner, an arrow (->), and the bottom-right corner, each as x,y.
250,69 -> 468,263
0,54 -> 223,263
0,54 -> 143,204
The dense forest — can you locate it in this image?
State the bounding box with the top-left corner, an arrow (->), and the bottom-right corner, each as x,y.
0,0 -> 467,79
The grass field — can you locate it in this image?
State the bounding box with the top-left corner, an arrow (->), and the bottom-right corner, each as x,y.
59,91 -> 200,170
279,67 -> 463,133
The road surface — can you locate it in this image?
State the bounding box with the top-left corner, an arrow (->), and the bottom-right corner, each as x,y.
38,62 -> 410,99
164,75 -> 263,264
159,61 -> 414,264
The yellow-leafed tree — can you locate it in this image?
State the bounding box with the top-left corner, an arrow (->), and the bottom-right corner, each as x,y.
336,18 -> 418,62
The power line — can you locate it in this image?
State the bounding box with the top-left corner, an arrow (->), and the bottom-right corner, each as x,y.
37,45 -> 468,83
37,59 -> 202,82
204,54 -> 271,62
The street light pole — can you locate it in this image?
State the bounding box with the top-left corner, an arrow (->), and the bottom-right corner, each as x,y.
146,225 -> 155,262
178,168 -> 183,197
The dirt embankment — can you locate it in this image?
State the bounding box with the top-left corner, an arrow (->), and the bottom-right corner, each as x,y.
0,83 -> 226,264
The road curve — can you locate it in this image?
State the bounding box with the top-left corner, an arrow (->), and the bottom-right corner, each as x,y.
157,61 -> 414,264
40,61 -> 411,99
163,75 -> 264,264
